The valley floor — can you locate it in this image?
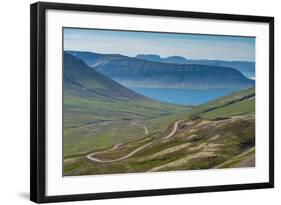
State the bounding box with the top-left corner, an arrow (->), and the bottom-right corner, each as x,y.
64,87 -> 255,176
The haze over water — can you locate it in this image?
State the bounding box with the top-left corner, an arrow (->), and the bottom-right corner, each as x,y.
130,87 -> 240,105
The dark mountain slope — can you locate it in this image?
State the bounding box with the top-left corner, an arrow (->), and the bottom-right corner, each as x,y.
68,51 -> 126,67
64,52 -> 145,100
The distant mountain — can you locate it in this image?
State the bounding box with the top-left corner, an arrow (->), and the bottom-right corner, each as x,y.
136,54 -> 187,64
136,54 -> 255,79
96,60 -> 254,89
64,52 -> 145,100
135,54 -> 161,62
67,51 -> 254,89
185,60 -> 255,79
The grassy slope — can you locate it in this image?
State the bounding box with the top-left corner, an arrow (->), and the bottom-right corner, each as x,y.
64,92 -> 189,157
187,87 -> 255,118
64,53 -> 190,157
64,87 -> 255,175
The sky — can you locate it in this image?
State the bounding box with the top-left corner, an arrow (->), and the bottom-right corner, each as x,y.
64,28 -> 255,61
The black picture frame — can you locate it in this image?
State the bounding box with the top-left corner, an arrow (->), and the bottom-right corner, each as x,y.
30,2 -> 274,203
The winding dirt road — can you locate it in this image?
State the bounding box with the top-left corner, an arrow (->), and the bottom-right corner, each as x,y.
86,120 -> 182,163
143,126 -> 149,135
164,120 -> 183,139
86,142 -> 153,163
131,122 -> 149,135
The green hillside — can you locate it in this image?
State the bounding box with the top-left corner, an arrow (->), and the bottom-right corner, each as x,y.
188,87 -> 255,118
64,53 -> 189,158
64,86 -> 255,175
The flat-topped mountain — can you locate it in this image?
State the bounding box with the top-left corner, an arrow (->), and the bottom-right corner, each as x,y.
136,54 -> 187,64
136,54 -> 255,79
67,51 -> 254,89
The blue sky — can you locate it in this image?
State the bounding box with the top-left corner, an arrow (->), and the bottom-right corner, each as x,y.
64,28 -> 255,61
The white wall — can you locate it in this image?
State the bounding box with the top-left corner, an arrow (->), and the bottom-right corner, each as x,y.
0,0 -> 279,204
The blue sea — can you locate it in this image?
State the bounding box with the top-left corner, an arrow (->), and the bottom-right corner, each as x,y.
130,87 -> 240,105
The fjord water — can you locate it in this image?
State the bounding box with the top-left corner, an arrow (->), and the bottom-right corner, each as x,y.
130,87 -> 240,105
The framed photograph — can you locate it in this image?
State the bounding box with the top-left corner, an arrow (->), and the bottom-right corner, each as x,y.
30,2 -> 274,203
